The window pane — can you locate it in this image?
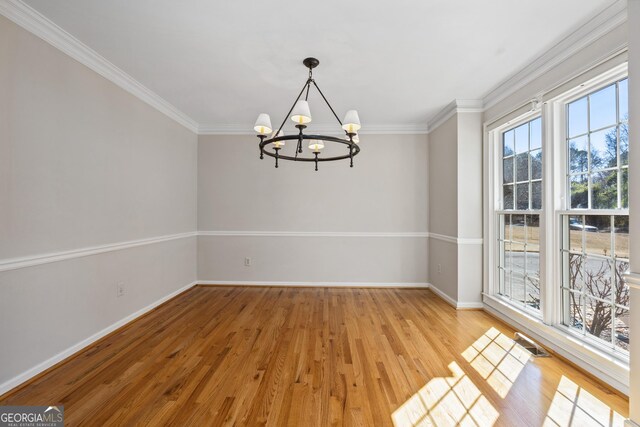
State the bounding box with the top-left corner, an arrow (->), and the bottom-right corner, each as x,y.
530,117 -> 542,150
561,78 -> 628,354
570,175 -> 588,209
614,217 -> 629,259
512,215 -> 525,239
615,308 -> 630,351
591,170 -> 617,209
503,243 -> 511,296
622,169 -> 628,209
526,214 -> 539,243
568,253 -> 585,290
615,259 -> 630,308
620,123 -> 629,165
530,150 -> 542,179
568,97 -> 588,137
589,127 -> 617,170
497,117 -> 541,314
619,79 -> 628,122
531,181 -> 542,210
503,185 -> 514,209
511,264 -> 525,303
566,290 -> 584,331
503,214 -> 511,241
503,157 -> 514,183
503,130 -> 514,156
525,215 -> 540,310
515,123 -> 529,153
589,84 -> 617,130
582,257 -> 612,300
568,216 -> 583,253
516,183 -> 529,210
526,276 -> 540,310
569,136 -> 588,174
585,297 -> 612,343
516,153 -> 529,182
584,216 -> 611,256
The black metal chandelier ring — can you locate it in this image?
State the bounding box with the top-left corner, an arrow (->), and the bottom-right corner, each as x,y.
259,134 -> 360,166
252,57 -> 362,171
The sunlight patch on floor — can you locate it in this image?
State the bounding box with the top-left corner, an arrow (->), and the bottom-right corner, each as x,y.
391,361 -> 499,427
543,376 -> 626,427
461,327 -> 530,398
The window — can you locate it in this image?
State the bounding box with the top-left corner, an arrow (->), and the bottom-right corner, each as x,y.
497,118 -> 542,312
560,78 -> 629,353
566,79 -> 629,210
486,64 -> 630,361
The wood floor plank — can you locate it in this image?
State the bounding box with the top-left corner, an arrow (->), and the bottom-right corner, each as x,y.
0,286 -> 629,426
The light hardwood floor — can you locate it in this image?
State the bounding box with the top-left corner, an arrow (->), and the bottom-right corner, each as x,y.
0,286 -> 629,426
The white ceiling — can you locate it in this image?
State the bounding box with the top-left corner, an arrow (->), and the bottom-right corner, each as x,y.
23,0 -> 615,131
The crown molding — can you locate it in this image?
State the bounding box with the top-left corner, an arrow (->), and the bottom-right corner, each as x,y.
198,123 -> 429,135
481,0 -> 628,112
1,0 -> 626,138
0,0 -> 200,134
426,99 -> 484,133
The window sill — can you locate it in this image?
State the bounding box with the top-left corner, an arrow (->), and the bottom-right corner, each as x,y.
492,294 -> 543,320
482,293 -> 630,395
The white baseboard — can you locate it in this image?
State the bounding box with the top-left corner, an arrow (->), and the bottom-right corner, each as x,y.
456,301 -> 485,309
427,283 -> 457,307
0,280 -> 197,397
427,283 -> 484,309
197,280 -> 429,288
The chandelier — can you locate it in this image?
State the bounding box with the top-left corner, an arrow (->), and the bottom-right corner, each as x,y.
253,57 -> 361,171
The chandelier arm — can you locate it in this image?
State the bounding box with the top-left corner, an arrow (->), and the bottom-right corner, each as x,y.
311,80 -> 345,130
304,81 -> 311,101
258,135 -> 265,159
275,78 -> 312,136
295,125 -> 304,160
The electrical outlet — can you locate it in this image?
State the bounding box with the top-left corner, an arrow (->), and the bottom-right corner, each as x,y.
117,283 -> 125,298
437,264 -> 442,274
244,257 -> 252,267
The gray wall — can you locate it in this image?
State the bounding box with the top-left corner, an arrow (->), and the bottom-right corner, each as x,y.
427,115 -> 459,300
456,112 -> 483,305
427,111 -> 483,305
427,115 -> 458,237
0,16 -> 197,389
197,134 -> 429,285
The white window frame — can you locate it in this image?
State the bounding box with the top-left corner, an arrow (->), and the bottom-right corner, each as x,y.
493,113 -> 544,316
482,62 -> 630,392
553,68 -> 630,356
